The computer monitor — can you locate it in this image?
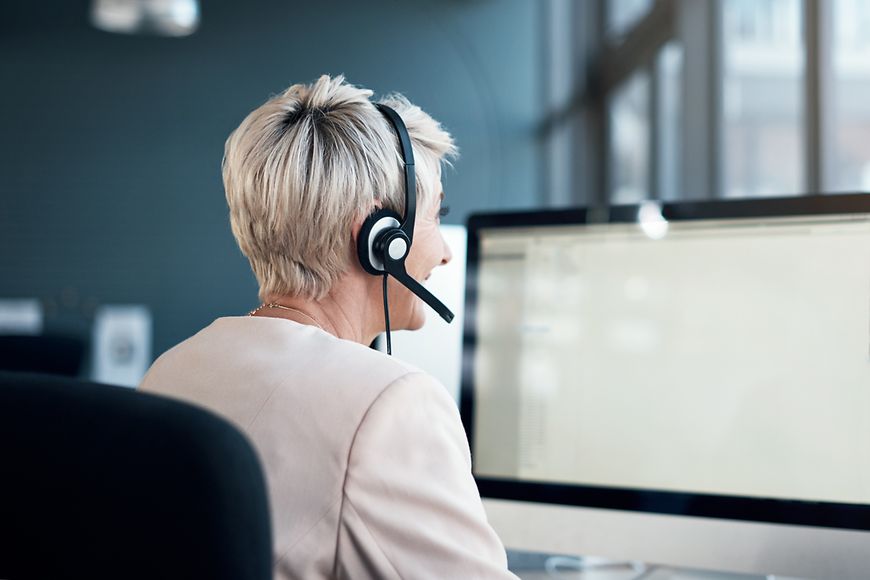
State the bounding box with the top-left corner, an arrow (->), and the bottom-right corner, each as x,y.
461,194 -> 870,579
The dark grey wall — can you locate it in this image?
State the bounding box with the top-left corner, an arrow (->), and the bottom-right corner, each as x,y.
0,0 -> 546,357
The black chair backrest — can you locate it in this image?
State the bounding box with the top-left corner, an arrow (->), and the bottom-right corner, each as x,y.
0,371 -> 273,580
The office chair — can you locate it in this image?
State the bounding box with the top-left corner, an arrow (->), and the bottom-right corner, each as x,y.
0,371 -> 273,580
0,334 -> 86,376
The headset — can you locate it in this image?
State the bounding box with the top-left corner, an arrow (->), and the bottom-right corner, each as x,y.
356,104 -> 454,354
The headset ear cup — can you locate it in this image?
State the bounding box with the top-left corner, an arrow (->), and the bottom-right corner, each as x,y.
357,208 -> 403,275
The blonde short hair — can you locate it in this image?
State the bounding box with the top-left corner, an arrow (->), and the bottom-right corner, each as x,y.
222,75 -> 458,301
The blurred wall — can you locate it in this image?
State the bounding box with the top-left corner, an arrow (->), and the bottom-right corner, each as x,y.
0,0 -> 546,357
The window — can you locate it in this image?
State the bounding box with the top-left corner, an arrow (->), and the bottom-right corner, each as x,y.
574,0 -> 865,205
828,0 -> 870,191
657,41 -> 683,200
608,0 -> 654,39
721,0 -> 804,197
610,71 -> 651,203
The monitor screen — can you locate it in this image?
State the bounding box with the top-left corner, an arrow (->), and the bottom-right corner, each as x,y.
462,195 -> 870,534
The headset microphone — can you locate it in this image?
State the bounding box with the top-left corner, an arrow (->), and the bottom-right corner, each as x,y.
381,253 -> 455,323
356,104 -> 455,354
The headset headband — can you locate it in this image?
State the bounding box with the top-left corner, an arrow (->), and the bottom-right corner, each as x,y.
375,104 -> 416,243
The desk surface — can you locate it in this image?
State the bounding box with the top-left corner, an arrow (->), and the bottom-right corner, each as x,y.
510,555 -> 807,580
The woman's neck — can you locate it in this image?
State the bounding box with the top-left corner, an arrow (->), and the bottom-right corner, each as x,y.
257,277 -> 382,346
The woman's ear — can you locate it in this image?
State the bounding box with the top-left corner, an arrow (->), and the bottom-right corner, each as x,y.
350,210 -> 371,246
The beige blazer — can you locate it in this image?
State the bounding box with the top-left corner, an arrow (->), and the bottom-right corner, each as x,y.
139,316 -> 517,579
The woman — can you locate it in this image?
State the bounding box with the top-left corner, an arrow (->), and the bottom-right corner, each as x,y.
139,75 -> 517,579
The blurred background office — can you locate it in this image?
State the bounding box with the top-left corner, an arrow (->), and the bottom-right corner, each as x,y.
1,0 -> 542,369
3,0 -> 870,367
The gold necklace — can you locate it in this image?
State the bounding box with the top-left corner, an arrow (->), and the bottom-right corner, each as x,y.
248,302 -> 325,331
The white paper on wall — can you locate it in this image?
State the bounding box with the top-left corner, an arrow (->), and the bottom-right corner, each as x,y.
92,305 -> 152,388
0,299 -> 43,335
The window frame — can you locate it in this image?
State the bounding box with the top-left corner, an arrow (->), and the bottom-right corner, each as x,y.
545,0 -> 840,205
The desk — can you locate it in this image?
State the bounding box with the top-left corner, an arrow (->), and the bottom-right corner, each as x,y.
509,554 -> 807,580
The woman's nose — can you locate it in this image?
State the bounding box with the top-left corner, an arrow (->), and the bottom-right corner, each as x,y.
440,235 -> 453,266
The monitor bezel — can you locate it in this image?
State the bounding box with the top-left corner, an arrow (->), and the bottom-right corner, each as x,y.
460,192 -> 870,532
